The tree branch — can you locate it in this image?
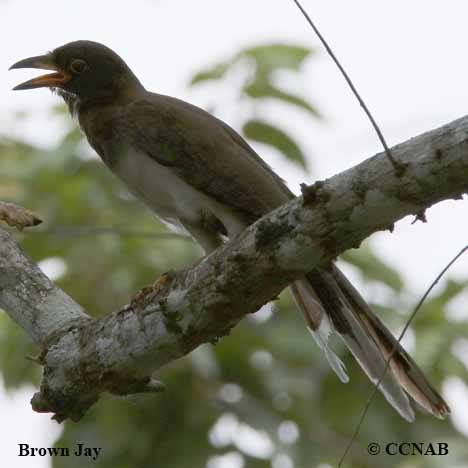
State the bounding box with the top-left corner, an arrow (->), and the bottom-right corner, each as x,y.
0,228 -> 89,345
0,201 -> 42,231
1,115 -> 468,421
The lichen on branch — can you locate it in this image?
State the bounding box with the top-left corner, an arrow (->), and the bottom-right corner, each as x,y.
1,115 -> 468,421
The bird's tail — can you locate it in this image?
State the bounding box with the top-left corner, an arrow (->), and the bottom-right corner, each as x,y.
289,265 -> 450,421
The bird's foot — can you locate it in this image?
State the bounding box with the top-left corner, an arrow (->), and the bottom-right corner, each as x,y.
130,272 -> 171,308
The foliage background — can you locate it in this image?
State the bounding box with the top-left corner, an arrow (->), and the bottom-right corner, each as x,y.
1,8 -> 468,468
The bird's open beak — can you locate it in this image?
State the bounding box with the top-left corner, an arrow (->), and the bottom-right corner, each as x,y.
9,54 -> 69,91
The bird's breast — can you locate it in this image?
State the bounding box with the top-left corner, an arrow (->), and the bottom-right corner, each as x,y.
112,148 -> 200,222
110,147 -> 245,237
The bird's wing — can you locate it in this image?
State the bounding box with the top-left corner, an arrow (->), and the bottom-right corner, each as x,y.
114,94 -> 449,420
123,94 -> 292,222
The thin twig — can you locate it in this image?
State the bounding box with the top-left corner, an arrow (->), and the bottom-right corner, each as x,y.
22,225 -> 191,240
338,244 -> 468,467
291,0 -> 406,175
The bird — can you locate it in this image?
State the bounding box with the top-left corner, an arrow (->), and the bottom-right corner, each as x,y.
10,40 -> 450,421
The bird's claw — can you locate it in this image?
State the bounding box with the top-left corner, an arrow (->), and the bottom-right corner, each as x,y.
130,273 -> 171,308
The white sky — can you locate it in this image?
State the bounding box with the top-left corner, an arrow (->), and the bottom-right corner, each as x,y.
1,1 -> 468,467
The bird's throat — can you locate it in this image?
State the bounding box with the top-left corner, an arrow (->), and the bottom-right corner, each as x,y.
51,88 -> 81,117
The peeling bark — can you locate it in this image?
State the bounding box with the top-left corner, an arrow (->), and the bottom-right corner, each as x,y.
0,201 -> 42,230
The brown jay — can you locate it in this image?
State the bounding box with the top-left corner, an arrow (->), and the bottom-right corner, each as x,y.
10,40 -> 449,421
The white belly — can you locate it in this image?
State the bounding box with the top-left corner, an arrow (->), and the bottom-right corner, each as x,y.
113,149 -> 246,237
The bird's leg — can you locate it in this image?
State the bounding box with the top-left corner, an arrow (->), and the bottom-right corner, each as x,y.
182,218 -> 224,256
129,250 -> 214,310
130,219 -> 222,308
129,251 -> 215,309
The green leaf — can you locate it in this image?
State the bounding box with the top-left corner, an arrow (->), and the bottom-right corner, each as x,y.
242,44 -> 312,71
243,120 -> 307,169
190,62 -> 230,86
244,78 -> 319,117
190,43 -> 312,87
342,246 -> 404,291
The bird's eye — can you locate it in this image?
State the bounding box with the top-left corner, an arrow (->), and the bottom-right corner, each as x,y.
70,59 -> 87,74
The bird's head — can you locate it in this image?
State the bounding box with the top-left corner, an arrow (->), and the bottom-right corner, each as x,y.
9,40 -> 143,102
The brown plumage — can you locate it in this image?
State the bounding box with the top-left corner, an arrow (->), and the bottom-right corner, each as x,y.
10,40 -> 450,420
